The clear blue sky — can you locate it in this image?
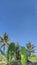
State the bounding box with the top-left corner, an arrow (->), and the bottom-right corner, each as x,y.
0,0 -> 37,53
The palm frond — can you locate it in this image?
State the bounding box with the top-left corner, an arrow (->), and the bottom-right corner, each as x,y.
0,49 -> 6,57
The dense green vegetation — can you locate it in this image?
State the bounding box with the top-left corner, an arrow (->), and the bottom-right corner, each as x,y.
0,33 -> 37,65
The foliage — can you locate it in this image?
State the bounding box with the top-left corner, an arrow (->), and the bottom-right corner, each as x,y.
26,42 -> 35,56
28,56 -> 37,62
7,60 -> 21,65
20,47 -> 28,65
0,32 -> 10,51
7,42 -> 15,62
0,33 -> 37,65
15,42 -> 21,60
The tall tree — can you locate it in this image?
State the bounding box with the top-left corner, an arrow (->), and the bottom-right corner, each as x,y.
7,42 -> 15,62
26,42 -> 35,56
0,32 -> 10,51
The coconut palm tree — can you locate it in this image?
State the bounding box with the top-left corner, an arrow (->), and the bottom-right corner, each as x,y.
26,42 -> 35,56
0,32 -> 10,51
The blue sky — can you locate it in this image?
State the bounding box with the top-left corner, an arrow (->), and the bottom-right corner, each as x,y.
0,0 -> 37,53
